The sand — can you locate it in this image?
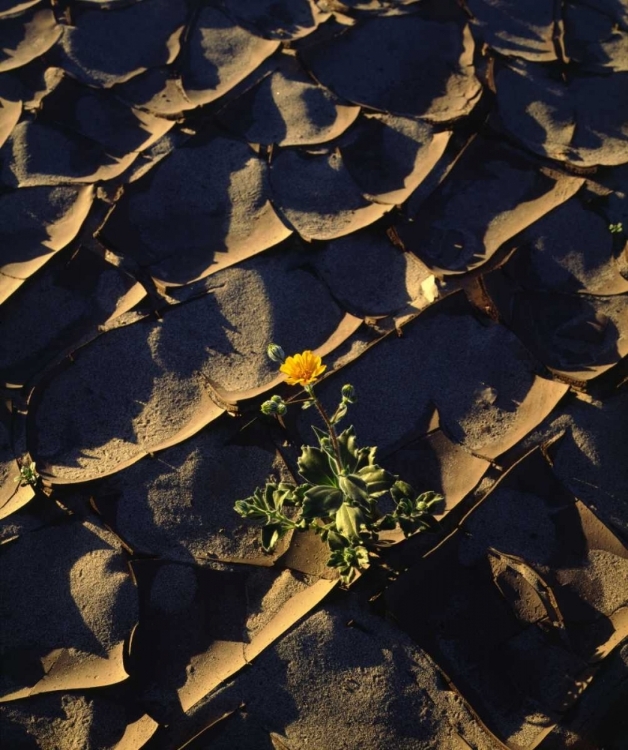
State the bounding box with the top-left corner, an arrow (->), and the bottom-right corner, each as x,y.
1,0 -> 627,748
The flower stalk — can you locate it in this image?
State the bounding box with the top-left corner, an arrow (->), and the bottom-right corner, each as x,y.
305,384 -> 343,472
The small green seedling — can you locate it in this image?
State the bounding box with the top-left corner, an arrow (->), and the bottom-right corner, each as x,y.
16,461 -> 40,489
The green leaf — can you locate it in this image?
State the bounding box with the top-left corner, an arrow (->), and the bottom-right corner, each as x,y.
416,491 -> 445,511
234,499 -> 250,517
301,399 -> 315,409
302,486 -> 344,519
321,439 -> 337,460
354,445 -> 377,471
398,515 -> 419,538
335,426 -> 378,473
298,446 -> 338,487
264,484 -> 280,511
261,524 -> 282,552
338,473 -> 369,503
311,425 -> 328,445
326,530 -> 348,551
326,544 -> 369,583
354,546 -> 370,568
397,515 -> 431,538
340,568 -> 357,584
268,483 -> 299,511
336,426 -> 359,471
357,465 -> 396,497
326,548 -> 350,573
292,484 -> 310,506
376,514 -> 397,531
234,497 -> 269,521
391,480 -> 414,504
395,497 -> 413,516
336,504 -> 365,542
275,483 -> 297,506
310,426 -> 336,462
330,402 -> 347,425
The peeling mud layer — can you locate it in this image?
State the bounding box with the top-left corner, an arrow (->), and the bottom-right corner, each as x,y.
1,1 -> 627,749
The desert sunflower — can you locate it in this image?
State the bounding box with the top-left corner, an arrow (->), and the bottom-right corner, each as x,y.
279,350 -> 326,386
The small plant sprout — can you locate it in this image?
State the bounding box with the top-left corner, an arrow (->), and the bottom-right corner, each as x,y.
234,345 -> 445,584
16,461 -> 40,489
609,222 -> 623,234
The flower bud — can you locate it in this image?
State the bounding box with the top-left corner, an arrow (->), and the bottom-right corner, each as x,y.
320,436 -> 333,453
341,384 -> 356,403
267,343 -> 286,363
261,400 -> 278,416
261,398 -> 287,416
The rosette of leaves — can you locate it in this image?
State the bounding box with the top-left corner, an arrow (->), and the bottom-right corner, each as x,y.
235,425 -> 444,583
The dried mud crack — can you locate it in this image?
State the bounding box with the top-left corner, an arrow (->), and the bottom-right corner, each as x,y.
1,1 -> 627,749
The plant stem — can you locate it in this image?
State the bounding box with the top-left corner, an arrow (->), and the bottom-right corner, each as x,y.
307,385 -> 343,471
272,512 -> 300,530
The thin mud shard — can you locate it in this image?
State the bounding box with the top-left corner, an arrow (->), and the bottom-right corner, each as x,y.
0,97 -> 21,150
386,448 -> 628,748
311,225 -> 433,317
0,0 -> 627,744
0,691 -> 158,750
269,148 -> 391,240
395,136 -> 584,275
0,184 -> 94,304
467,0 -> 558,62
181,5 -> 279,106
564,2 -> 628,72
0,120 -> 138,187
28,251 -> 351,482
56,0 -> 187,87
503,197 -> 628,296
542,392 -> 628,540
217,52 -> 360,147
0,519 -> 138,701
37,72 -> 174,159
223,0 -> 326,41
495,60 -> 628,168
338,114 -> 452,205
0,8 -> 61,73
300,14 -> 481,121
178,596 -> 493,750
101,130 -> 291,286
0,247 -> 143,387
484,271 -> 628,381
99,422 -> 290,564
0,69 -> 175,184
298,294 -> 565,460
126,558 -> 336,717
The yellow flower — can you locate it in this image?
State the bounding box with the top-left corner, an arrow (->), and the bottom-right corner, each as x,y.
280,350 -> 326,386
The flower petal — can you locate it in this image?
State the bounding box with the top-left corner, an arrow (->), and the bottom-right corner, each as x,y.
279,350 -> 325,386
